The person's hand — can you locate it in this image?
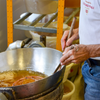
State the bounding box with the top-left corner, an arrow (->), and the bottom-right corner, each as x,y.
61,28 -> 79,51
60,44 -> 90,65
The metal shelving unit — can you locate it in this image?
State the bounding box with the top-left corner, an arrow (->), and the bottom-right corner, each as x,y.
7,0 -> 80,51
7,0 -> 13,46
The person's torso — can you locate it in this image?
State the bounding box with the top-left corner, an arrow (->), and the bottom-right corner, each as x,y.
79,0 -> 100,45
79,0 -> 100,60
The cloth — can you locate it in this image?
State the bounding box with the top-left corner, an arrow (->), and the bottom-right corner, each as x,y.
82,60 -> 100,100
79,0 -> 100,60
70,62 -> 84,100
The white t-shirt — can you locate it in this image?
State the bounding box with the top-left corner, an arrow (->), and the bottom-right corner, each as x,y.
79,0 -> 100,60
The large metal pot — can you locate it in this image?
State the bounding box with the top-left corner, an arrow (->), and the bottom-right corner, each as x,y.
0,48 -> 65,99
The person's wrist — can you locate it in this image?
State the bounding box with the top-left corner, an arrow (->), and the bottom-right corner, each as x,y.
85,45 -> 91,58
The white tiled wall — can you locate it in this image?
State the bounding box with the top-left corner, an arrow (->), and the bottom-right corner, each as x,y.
0,0 -> 27,52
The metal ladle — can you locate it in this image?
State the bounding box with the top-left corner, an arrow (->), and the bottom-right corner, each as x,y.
53,17 -> 77,74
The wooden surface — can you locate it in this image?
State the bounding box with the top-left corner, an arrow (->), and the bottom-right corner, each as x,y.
65,0 -> 80,8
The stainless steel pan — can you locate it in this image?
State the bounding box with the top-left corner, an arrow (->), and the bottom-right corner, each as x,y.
0,48 -> 65,99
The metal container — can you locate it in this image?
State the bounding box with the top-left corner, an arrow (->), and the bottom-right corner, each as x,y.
24,0 -> 58,14
0,48 -> 65,99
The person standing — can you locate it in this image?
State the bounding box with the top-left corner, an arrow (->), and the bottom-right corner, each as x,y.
60,0 -> 100,100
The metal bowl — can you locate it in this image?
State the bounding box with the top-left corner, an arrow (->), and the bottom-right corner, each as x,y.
0,48 -> 65,99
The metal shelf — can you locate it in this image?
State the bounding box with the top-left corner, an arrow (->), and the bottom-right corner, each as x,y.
13,8 -> 80,34
7,0 -> 80,50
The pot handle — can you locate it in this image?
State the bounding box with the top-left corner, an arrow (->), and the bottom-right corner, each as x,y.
0,88 -> 16,100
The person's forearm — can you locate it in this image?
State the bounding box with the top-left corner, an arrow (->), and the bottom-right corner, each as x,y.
86,44 -> 100,58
